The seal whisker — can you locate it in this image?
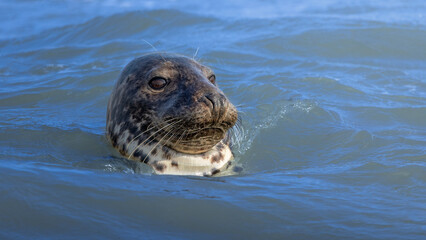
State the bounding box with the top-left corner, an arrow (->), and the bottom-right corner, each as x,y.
172,129 -> 187,149
127,117 -> 180,149
142,39 -> 165,61
192,47 -> 199,60
127,124 -> 157,148
142,128 -> 177,163
228,115 -> 244,149
234,104 -> 247,109
144,120 -> 181,147
128,119 -> 182,159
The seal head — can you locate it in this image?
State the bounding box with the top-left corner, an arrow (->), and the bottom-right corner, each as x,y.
106,53 -> 238,176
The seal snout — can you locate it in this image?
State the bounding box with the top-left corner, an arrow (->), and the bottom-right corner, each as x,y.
158,86 -> 237,154
202,92 -> 229,123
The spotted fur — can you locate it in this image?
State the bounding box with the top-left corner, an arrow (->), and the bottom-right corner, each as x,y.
106,53 -> 238,176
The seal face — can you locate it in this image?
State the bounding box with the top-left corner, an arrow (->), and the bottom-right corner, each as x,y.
106,53 -> 238,176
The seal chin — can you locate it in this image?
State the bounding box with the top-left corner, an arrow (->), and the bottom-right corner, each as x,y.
165,127 -> 226,154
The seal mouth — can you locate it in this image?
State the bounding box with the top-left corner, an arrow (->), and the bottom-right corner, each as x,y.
183,127 -> 225,142
162,127 -> 226,154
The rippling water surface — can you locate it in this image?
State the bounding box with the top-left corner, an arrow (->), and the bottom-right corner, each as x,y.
1,0 -> 425,239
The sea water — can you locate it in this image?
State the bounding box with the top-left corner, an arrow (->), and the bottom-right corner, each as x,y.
0,0 -> 425,239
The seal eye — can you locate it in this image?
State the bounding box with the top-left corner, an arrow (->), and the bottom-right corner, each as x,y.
149,77 -> 167,90
208,75 -> 216,84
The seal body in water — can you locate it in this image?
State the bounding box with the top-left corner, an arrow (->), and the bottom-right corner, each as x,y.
106,53 -> 238,176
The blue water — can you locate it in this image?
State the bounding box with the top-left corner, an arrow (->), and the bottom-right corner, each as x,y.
1,0 -> 425,239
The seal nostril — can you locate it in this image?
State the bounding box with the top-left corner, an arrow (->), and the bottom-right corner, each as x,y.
205,94 -> 215,111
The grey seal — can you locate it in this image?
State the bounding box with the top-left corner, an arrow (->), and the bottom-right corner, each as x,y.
106,53 -> 238,176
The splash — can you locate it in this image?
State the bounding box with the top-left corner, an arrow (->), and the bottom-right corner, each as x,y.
231,100 -> 317,156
